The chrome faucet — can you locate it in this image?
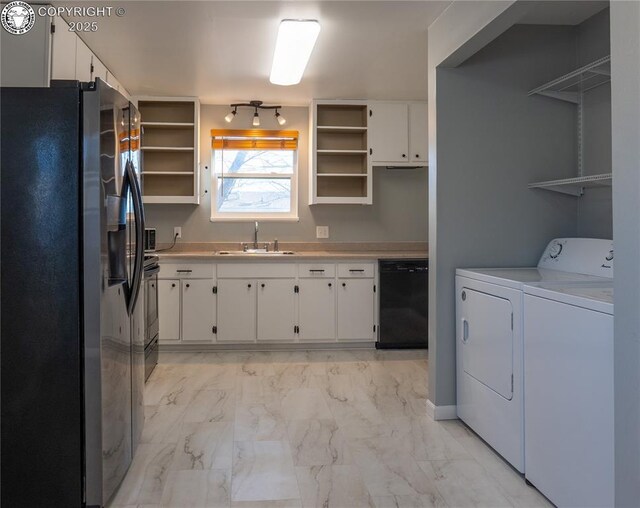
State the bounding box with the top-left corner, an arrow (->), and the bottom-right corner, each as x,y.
253,221 -> 259,249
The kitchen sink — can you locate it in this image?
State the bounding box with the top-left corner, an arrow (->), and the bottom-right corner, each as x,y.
215,250 -> 295,256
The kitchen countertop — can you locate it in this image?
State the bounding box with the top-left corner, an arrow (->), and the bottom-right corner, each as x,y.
157,250 -> 428,261
153,241 -> 428,261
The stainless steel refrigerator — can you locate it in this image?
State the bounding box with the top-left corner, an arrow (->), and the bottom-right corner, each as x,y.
1,79 -> 145,507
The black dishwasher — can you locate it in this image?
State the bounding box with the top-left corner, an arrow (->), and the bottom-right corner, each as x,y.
377,259 -> 428,349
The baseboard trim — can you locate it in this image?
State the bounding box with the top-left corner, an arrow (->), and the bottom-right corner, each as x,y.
426,399 -> 458,421
159,342 -> 376,352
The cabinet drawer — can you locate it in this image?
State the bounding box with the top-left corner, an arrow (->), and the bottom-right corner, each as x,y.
299,263 -> 336,278
217,263 -> 296,279
160,263 -> 214,279
337,263 -> 375,278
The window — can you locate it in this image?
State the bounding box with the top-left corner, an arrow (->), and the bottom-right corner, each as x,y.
211,129 -> 299,221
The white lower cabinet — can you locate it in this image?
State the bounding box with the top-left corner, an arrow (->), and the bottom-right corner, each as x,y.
257,279 -> 296,341
182,279 -> 216,342
159,261 -> 378,346
159,279 -> 180,342
299,279 -> 336,341
337,279 -> 375,341
217,279 -> 256,342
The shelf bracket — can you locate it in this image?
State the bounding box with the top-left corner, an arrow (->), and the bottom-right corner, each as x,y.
535,90 -> 580,104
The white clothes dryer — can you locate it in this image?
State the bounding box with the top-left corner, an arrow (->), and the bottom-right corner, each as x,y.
455,238 -> 613,472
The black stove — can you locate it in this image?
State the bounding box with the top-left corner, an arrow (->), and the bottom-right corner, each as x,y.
143,255 -> 160,380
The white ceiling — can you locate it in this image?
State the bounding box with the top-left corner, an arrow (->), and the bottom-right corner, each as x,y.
63,1 -> 452,105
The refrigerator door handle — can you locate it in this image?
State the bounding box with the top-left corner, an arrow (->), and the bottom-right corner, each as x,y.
126,160 -> 145,315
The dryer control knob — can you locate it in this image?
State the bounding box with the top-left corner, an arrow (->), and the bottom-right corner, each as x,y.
549,242 -> 563,259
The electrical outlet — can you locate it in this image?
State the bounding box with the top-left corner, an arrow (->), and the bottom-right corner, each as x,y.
174,226 -> 182,239
316,226 -> 329,239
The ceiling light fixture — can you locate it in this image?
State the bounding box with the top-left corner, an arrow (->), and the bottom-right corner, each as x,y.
270,19 -> 321,86
224,107 -> 237,123
223,101 -> 286,127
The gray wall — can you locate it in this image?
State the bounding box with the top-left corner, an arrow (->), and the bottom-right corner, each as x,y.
577,8 -> 612,239
427,0 -> 521,409
611,1 -> 640,505
145,105 -> 428,244
428,24 -> 580,407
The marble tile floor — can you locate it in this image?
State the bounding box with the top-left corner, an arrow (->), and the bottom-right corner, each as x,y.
108,350 -> 550,508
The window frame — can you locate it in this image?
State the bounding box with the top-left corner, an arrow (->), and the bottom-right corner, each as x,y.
209,129 -> 299,222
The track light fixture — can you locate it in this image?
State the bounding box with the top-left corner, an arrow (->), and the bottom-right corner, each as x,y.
224,100 -> 286,126
224,107 -> 237,123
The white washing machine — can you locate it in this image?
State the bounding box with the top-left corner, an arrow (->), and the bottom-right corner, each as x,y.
524,280 -> 613,507
455,238 -> 613,473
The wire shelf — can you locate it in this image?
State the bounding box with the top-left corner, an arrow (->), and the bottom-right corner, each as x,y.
528,56 -> 611,103
528,173 -> 612,196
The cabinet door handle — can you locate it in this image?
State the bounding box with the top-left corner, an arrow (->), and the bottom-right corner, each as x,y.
342,282 -> 346,287
415,154 -> 420,158
349,269 -> 365,273
402,154 -> 407,158
176,269 -> 192,273
185,283 -> 190,288
328,283 -> 332,287
171,283 -> 176,288
261,283 -> 265,288
248,283 -> 252,288
309,269 -> 325,273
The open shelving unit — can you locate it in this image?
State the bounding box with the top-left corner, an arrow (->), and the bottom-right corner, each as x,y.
528,56 -> 610,104
528,173 -> 612,197
137,97 -> 200,204
310,100 -> 372,204
527,56 -> 612,197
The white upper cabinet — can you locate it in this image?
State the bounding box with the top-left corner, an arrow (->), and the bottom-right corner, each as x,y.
368,103 -> 409,163
106,71 -> 119,89
75,37 -> 93,82
0,11 -> 51,86
91,54 -> 108,82
51,17 -> 76,80
368,101 -> 428,167
409,103 -> 428,163
107,72 -> 133,103
2,12 -> 130,95
309,100 -> 372,205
